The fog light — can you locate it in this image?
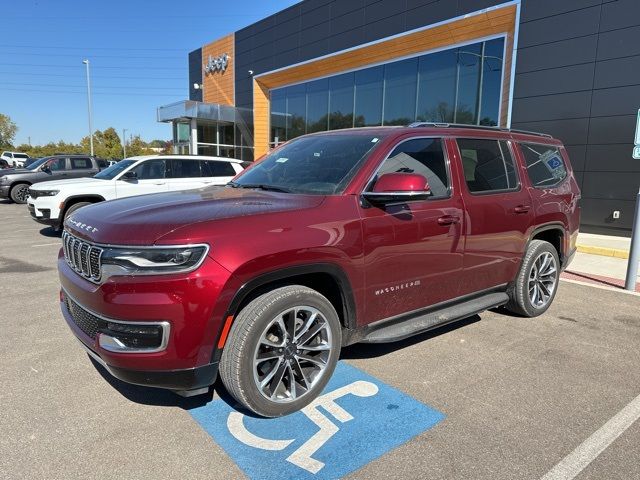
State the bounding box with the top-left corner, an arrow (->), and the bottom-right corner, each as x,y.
98,322 -> 168,352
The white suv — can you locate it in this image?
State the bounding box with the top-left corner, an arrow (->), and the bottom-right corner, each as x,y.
27,155 -> 246,229
1,151 -> 30,168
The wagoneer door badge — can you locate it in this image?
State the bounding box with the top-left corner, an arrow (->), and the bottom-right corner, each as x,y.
375,280 -> 421,296
66,217 -> 98,233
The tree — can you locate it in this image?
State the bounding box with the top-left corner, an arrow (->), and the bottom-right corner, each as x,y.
0,113 -> 18,149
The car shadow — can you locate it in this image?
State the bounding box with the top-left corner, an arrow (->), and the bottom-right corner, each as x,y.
340,314 -> 481,359
39,226 -> 61,238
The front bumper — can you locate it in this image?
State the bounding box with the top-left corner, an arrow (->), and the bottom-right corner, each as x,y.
28,202 -> 60,227
59,252 -> 233,391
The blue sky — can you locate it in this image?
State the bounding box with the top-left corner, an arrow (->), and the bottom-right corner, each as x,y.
1,0 -> 299,146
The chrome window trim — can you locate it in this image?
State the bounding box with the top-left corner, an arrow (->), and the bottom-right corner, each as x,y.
63,288 -> 170,354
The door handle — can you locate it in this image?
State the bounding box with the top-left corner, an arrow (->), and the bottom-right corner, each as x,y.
437,215 -> 460,226
153,182 -> 166,185
513,205 -> 531,214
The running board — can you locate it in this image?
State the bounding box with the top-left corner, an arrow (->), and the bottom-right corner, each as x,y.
361,292 -> 509,343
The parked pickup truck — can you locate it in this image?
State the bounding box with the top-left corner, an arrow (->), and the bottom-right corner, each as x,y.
0,155 -> 108,204
58,124 -> 580,417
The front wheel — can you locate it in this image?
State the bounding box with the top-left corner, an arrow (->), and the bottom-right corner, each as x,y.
506,239 -> 560,317
9,183 -> 30,204
219,285 -> 341,417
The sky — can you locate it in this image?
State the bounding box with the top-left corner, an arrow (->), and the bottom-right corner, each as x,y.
1,0 -> 299,146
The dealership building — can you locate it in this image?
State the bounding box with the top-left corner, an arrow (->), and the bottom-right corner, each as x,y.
157,0 -> 640,234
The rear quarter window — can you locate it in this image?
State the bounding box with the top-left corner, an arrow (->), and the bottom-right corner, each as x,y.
519,143 -> 567,188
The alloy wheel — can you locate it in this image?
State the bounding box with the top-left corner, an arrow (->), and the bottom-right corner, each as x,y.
528,251 -> 558,309
252,306 -> 332,403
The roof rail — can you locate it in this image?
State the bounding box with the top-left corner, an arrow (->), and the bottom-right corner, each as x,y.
406,122 -> 552,138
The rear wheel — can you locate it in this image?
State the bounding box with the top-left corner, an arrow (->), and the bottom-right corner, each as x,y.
506,239 -> 560,317
9,183 -> 30,204
220,285 -> 341,417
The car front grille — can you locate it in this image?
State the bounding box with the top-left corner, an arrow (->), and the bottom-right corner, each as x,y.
62,231 -> 103,282
63,293 -> 104,339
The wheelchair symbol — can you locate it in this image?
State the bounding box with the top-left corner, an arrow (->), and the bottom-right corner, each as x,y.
227,380 -> 379,474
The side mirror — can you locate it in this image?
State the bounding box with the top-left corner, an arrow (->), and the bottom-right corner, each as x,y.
121,170 -> 137,181
362,173 -> 432,205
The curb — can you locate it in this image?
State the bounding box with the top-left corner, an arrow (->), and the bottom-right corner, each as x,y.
576,244 -> 629,259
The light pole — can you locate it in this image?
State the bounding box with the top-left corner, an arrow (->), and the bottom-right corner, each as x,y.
82,59 -> 94,156
122,128 -> 128,158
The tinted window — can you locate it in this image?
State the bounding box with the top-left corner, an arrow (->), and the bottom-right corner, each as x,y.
131,159 -> 166,180
95,159 -> 135,180
202,160 -> 236,177
233,134 -> 383,194
15,153 -> 29,159
270,88 -> 287,144
71,157 -> 91,169
329,73 -> 354,130
46,158 -> 66,171
417,49 -> 457,123
520,143 -> 567,188
96,159 -> 108,168
374,138 -> 449,199
286,84 -> 306,140
457,139 -> 517,193
354,66 -> 383,127
169,159 -> 201,178
306,78 -> 328,133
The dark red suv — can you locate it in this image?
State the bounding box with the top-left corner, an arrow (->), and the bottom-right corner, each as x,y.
58,124 -> 580,417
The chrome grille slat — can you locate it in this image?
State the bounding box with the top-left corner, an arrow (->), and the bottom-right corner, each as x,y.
62,231 -> 103,283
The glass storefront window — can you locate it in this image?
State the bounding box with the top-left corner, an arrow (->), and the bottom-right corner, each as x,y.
354,66 -> 383,127
306,78 -> 329,133
329,73 -> 354,130
416,49 -> 457,123
286,84 -> 306,140
269,37 -> 505,143
383,58 -> 418,126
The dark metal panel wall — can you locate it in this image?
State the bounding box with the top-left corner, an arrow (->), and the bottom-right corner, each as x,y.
188,48 -> 203,102
512,0 -> 640,233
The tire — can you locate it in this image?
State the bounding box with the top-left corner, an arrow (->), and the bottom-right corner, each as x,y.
63,202 -> 92,222
506,239 -> 560,317
9,183 -> 30,204
220,285 -> 342,417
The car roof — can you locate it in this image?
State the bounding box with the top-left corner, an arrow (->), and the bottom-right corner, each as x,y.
124,155 -> 243,163
306,124 -> 562,145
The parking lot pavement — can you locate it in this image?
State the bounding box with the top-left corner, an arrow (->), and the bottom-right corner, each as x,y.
1,201 -> 639,480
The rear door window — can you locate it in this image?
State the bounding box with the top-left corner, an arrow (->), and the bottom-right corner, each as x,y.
457,138 -> 518,193
47,157 -> 67,171
71,157 -> 91,169
373,137 -> 449,199
169,159 -> 203,178
519,143 -> 567,188
201,160 -> 236,177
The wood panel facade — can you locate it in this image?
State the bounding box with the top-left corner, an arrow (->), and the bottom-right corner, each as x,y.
202,33 -> 235,106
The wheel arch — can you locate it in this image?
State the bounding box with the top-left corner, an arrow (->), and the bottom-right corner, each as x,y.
528,223 -> 565,263
224,263 -> 357,336
61,195 -> 106,219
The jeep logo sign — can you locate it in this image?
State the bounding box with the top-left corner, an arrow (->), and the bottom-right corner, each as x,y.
204,53 -> 229,74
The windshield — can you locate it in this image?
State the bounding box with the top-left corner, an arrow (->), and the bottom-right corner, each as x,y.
94,159 -> 136,180
26,157 -> 49,170
232,134 -> 384,194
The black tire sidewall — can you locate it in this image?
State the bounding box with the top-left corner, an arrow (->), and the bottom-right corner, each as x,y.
223,286 -> 342,417
64,202 -> 92,221
516,241 -> 560,317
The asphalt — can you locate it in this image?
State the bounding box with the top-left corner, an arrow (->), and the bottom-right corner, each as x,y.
1,200 -> 639,480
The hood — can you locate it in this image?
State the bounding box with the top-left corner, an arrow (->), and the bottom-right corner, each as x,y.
0,168 -> 30,177
32,177 -> 102,190
64,186 -> 326,245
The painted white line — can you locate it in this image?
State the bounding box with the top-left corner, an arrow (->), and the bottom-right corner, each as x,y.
540,392 -> 640,480
31,242 -> 60,247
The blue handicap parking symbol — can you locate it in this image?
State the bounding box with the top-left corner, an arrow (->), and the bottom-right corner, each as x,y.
189,362 -> 445,480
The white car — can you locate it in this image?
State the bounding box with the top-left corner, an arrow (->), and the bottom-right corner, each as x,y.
27,155 -> 246,229
1,151 -> 30,168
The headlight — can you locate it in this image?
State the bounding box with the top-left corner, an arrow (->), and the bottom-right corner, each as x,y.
35,189 -> 59,197
101,245 -> 208,275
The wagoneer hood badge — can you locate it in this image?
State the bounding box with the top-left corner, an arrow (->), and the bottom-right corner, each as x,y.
66,217 -> 98,233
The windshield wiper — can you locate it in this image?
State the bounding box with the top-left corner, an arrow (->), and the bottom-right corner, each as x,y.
227,182 -> 292,193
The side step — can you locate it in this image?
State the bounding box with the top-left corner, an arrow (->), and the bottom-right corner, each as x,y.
361,292 -> 509,343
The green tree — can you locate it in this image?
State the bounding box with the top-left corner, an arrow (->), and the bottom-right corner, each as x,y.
0,113 -> 18,149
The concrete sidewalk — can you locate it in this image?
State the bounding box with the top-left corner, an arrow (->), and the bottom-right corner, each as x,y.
563,250 -> 639,293
577,232 -> 631,259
